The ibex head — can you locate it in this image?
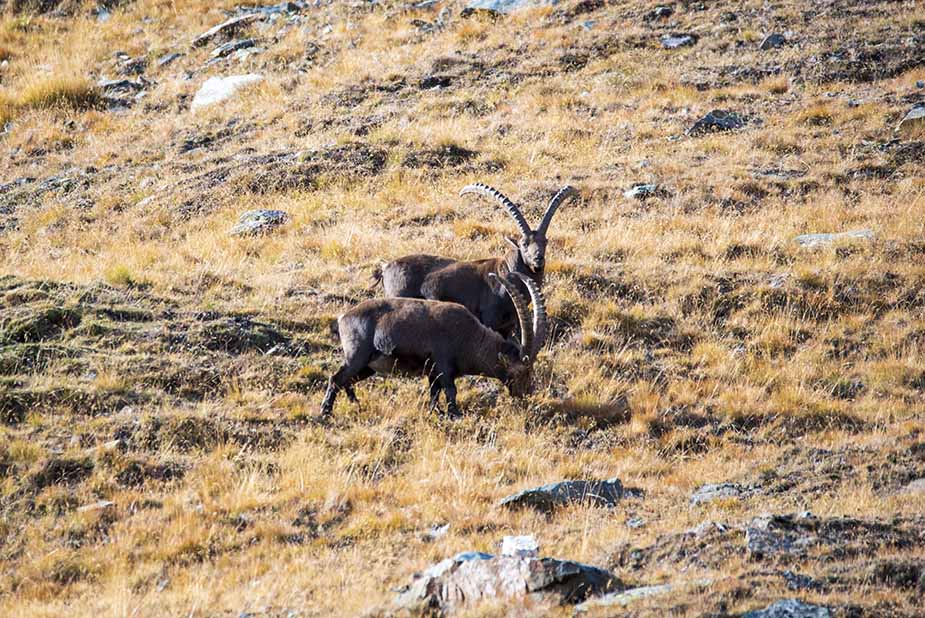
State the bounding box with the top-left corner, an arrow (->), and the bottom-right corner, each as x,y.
489,272 -> 548,397
461,183 -> 579,275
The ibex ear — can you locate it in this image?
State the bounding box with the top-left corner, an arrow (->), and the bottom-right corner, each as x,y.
503,236 -> 519,251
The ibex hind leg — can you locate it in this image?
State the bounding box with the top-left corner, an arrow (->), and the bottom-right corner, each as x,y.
320,364 -> 373,416
344,368 -> 374,402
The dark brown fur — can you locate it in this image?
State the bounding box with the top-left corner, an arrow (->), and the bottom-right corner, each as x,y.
322,273 -> 545,418
375,184 -> 576,338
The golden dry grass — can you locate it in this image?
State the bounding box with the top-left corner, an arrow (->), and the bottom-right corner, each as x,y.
0,0 -> 924,617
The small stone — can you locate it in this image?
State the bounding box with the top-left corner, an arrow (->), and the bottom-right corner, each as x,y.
464,0 -> 554,14
690,482 -> 751,506
760,33 -> 786,50
793,229 -> 874,248
623,183 -> 660,200
191,74 -> 264,111
158,52 -> 183,67
118,57 -> 148,76
644,5 -> 673,21
210,39 -> 256,60
781,570 -> 822,591
77,500 -> 115,513
192,14 -> 260,48
687,109 -> 746,135
626,517 -> 646,529
743,599 -> 831,618
901,478 -> 925,494
230,209 -> 288,236
422,523 -> 450,541
500,535 -> 538,558
897,105 -> 925,137
420,75 -> 451,89
499,478 -> 632,512
98,78 -> 146,94
662,33 -> 698,49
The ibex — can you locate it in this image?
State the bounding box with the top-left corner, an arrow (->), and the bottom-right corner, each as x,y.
373,183 -> 577,338
321,272 -> 547,418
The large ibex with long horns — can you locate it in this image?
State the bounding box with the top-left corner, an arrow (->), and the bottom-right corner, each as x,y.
373,183 -> 578,339
321,272 -> 547,418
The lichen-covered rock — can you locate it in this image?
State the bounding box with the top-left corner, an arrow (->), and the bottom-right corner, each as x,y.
499,478 -> 633,512
191,14 -> 260,48
742,599 -> 831,618
229,209 -> 288,236
690,482 -> 754,506
897,105 -> 925,137
393,551 -> 621,614
793,229 -> 873,248
687,109 -> 746,135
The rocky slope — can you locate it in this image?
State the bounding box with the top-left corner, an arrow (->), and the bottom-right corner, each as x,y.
1,0 -> 924,616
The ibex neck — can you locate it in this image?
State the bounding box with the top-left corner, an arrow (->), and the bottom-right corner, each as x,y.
474,328 -> 507,378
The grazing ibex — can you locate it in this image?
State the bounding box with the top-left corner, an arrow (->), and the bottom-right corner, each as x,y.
374,183 -> 577,338
321,272 -> 547,418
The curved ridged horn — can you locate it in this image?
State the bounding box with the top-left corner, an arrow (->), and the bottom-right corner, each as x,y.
461,183 -> 531,238
490,273 -> 533,361
511,272 -> 547,361
537,185 -> 579,236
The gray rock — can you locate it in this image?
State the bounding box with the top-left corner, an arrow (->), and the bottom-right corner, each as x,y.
230,209 -> 288,236
901,478 -> 925,494
210,39 -> 257,60
191,74 -> 264,111
760,33 -> 786,50
157,52 -> 183,67
644,5 -> 673,21
662,33 -> 698,49
117,56 -> 147,76
780,570 -> 822,591
98,78 -> 146,94
465,0 -> 554,13
626,516 -> 646,529
499,478 -> 632,512
422,523 -> 450,542
623,183 -> 660,200
394,550 -> 621,613
690,482 -> 752,506
742,599 -> 831,618
745,513 -> 816,558
687,109 -> 746,135
793,229 -> 873,248
192,14 -> 260,48
576,578 -> 712,611
243,1 -> 304,15
897,104 -> 925,137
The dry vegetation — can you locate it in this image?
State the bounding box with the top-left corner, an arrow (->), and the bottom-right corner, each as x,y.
1,0 -> 924,616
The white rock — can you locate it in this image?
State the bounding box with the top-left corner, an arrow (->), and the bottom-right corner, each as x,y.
77,500 -> 115,513
191,74 -> 264,111
793,229 -> 873,248
500,534 -> 539,558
